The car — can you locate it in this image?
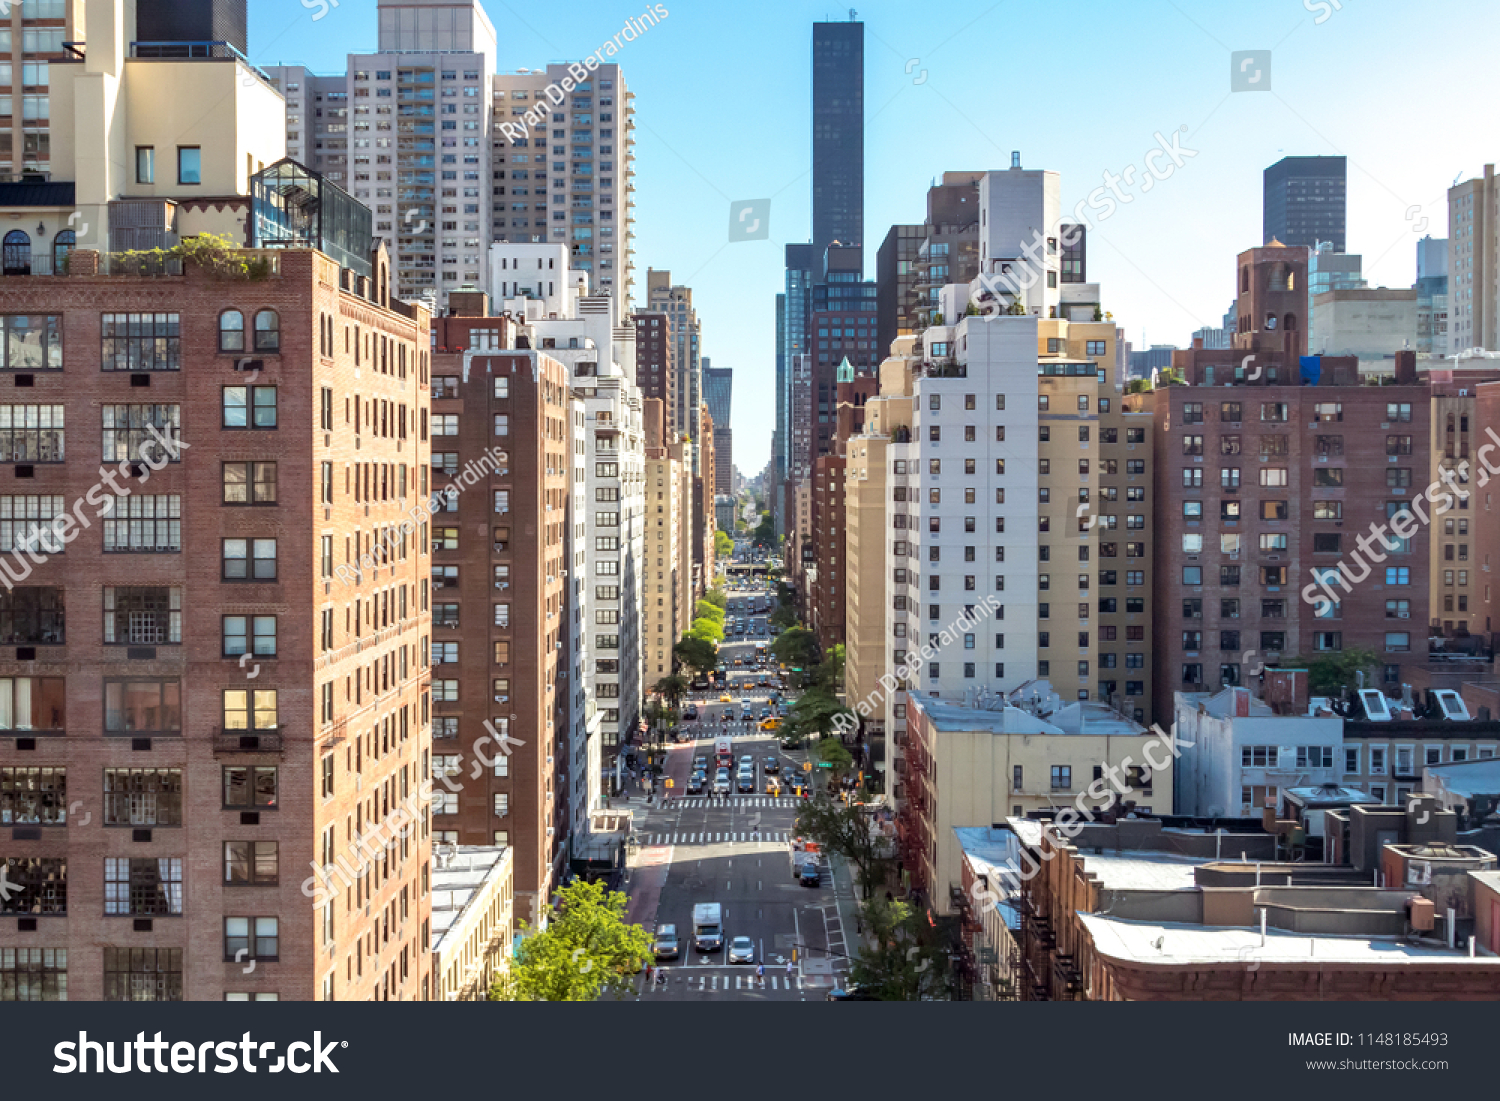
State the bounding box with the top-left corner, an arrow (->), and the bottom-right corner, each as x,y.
781,737 -> 800,750
686,774 -> 705,794
760,707 -> 772,719
719,693 -> 732,703
728,936 -> 755,964
826,983 -> 879,1001
741,709 -> 753,721
758,676 -> 771,687
713,773 -> 731,794
694,755 -> 708,771
737,773 -> 755,793
653,924 -> 680,960
739,755 -> 754,768
799,861 -> 820,888
764,756 -> 780,774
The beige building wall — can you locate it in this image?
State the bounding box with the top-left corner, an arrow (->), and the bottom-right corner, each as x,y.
909,695 -> 1172,913
644,453 -> 683,680
52,1 -> 286,248
843,430 -> 890,774
1035,320 -> 1153,720
1429,392 -> 1477,634
431,847 -> 515,1001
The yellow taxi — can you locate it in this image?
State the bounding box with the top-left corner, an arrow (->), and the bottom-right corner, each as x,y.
719,693 -> 732,703
760,718 -> 781,731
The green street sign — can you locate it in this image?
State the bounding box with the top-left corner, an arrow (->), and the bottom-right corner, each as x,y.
817,762 -> 833,768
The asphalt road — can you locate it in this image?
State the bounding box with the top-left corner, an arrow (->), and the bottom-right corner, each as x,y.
627,583 -> 852,1001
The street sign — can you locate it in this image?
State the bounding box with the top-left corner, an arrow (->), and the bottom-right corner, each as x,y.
817,762 -> 833,769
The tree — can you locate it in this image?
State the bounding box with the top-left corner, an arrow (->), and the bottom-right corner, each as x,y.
714,529 -> 734,559
1279,648 -> 1380,696
690,616 -> 724,644
704,587 -> 728,610
817,736 -> 854,778
654,674 -> 688,712
673,635 -> 718,676
769,602 -> 798,633
785,688 -> 855,744
489,879 -> 652,1001
695,600 -> 724,624
813,644 -> 846,693
847,897 -> 952,999
770,626 -> 820,673
794,796 -> 892,900
752,511 -> 776,547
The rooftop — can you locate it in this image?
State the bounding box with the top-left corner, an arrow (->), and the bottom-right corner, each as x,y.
430,846 -> 510,949
954,826 -> 1018,881
1425,758 -> 1500,800
911,689 -> 1148,739
1078,914 -> 1495,967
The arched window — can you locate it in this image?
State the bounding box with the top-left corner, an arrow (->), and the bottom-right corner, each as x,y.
1264,313 -> 1278,330
219,310 -> 245,352
1283,313 -> 1297,331
3,230 -> 31,275
51,230 -> 75,274
254,310 -> 280,352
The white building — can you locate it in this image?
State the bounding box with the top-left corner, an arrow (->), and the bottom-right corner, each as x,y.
1172,685 -> 1343,817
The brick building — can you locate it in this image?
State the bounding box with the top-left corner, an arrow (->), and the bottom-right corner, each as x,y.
429,301 -> 570,925
1155,246 -> 1434,722
633,311 -> 675,442
0,239 -> 433,1001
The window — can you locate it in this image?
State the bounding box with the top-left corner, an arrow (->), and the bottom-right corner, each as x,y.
222,462 -> 277,505
105,679 -> 180,735
0,405 -> 61,463
102,496 -> 181,552
222,765 -> 277,808
222,386 -> 277,429
104,947 -> 182,1002
1312,468 -> 1343,487
1385,567 -> 1410,586
1386,403 -> 1412,423
103,769 -> 182,826
253,311 -> 280,352
223,841 -> 278,885
1386,468 -> 1412,488
1260,468 -> 1288,487
102,404 -> 181,461
222,538 -> 276,580
177,146 -> 201,185
219,310 -> 245,352
1260,403 -> 1288,422
1385,632 -> 1411,652
224,917 -> 279,962
136,146 -> 154,183
0,947 -> 67,1001
1050,766 -> 1072,791
105,857 -> 182,915
101,314 -> 178,372
222,690 -> 278,733
103,587 -> 180,645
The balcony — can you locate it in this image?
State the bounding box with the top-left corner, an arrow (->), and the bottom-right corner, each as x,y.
213,729 -> 284,755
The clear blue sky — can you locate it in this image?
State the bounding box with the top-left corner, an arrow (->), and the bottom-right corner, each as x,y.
252,0 -> 1500,476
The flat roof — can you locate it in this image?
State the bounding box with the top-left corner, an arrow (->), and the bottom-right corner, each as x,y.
1077,851 -> 1206,892
954,826 -> 1018,881
1078,914 -> 1493,966
431,846 -> 510,949
1426,758 -> 1500,798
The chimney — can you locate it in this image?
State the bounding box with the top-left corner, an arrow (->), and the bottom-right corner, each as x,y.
1262,668 -> 1309,716
1192,336 -> 1204,350
1394,349 -> 1417,384
1233,687 -> 1251,717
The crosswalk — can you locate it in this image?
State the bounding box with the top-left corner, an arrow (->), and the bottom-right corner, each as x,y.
641,830 -> 792,846
640,971 -> 803,994
667,796 -> 800,809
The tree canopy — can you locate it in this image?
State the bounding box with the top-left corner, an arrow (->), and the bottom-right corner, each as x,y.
770,626 -> 820,672
1278,648 -> 1380,695
703,587 -> 728,609
714,529 -> 734,558
752,511 -> 776,547
654,674 -> 688,710
673,635 -> 718,676
848,898 -> 953,999
695,600 -> 724,624
794,795 -> 891,900
489,879 -> 652,1001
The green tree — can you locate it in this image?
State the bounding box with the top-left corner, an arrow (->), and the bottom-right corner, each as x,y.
813,644 -> 846,693
704,587 -> 728,610
690,616 -> 724,644
695,600 -> 725,624
769,602 -> 798,632
714,529 -> 734,558
817,736 -> 855,778
771,626 -> 820,673
752,511 -> 776,547
794,795 -> 892,900
654,674 -> 688,712
847,897 -> 952,999
1279,648 -> 1380,695
785,688 -> 855,744
673,635 -> 718,676
488,879 -> 652,1001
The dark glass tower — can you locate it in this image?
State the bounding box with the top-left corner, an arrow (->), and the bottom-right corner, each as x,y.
136,0 -> 250,55
1264,156 -> 1346,251
811,20 -> 864,263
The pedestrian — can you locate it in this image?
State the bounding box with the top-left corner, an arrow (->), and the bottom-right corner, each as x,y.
756,962 -> 765,987
645,963 -> 653,985
786,960 -> 794,981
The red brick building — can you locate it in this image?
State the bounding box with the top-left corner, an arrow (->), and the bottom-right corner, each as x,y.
633,311 -> 675,443
1155,246 -> 1433,722
0,243 -> 433,1001
429,299 -> 570,924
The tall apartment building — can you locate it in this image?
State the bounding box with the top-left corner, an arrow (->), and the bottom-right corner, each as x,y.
492,61 -> 635,322
264,0 -> 498,308
776,243 -> 816,535
1264,155 -> 1347,252
811,244 -> 877,458
696,406 -> 716,593
875,224 -> 923,362
1416,235 -> 1449,354
646,269 -> 701,473
810,365 -> 875,651
428,298 -> 570,926
1449,165 -> 1497,354
642,399 -> 690,680
810,19 -> 863,261
1157,247 -> 1433,723
634,310 -> 674,440
704,361 -> 732,493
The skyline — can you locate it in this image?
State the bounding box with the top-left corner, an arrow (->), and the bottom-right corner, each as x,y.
248,0 -> 1500,474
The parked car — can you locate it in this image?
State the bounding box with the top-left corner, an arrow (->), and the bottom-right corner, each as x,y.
653,924 -> 680,960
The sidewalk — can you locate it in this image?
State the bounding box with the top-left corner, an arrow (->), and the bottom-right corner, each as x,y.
826,851 -> 870,960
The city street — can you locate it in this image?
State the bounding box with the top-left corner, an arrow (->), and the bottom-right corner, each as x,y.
624,575 -> 855,1001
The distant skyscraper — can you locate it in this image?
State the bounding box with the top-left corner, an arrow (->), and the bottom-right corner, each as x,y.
704,362 -> 733,492
1415,235 -> 1448,354
1264,155 -> 1347,251
811,19 -> 864,262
